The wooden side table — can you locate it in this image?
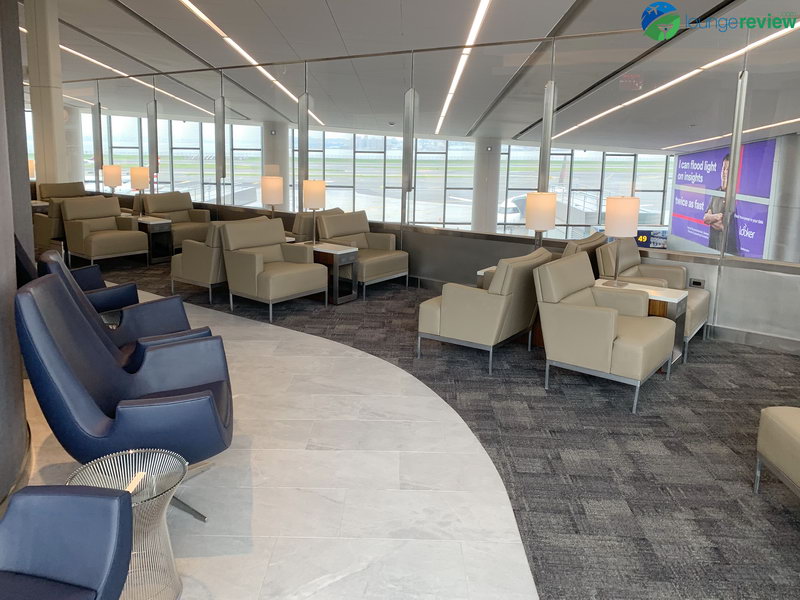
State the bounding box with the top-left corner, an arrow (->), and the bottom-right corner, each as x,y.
309,242 -> 358,305
137,217 -> 173,265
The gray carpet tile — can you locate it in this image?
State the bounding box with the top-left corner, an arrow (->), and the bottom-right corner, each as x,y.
101,257 -> 800,600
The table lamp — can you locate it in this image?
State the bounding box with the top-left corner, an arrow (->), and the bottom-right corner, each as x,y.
103,164 -> 122,195
303,180 -> 326,245
28,159 -> 35,180
603,195 -> 640,287
261,175 -> 284,219
130,167 -> 150,215
525,192 -> 557,249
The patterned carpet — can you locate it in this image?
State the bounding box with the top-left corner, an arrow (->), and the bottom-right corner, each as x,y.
103,257 -> 800,600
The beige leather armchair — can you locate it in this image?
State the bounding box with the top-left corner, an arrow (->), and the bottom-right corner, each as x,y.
171,220 -> 232,303
34,182 -> 99,255
562,231 -> 608,277
755,407 -> 800,498
418,248 -> 551,374
597,237 -> 711,361
221,217 -> 328,322
62,196 -> 148,264
534,252 -> 675,413
318,210 -> 409,299
287,207 -> 344,242
141,192 -> 210,249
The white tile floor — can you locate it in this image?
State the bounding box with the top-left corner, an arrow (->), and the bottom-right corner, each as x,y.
25,294 -> 538,600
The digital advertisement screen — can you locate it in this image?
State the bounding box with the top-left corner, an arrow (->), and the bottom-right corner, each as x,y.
670,139 -> 775,258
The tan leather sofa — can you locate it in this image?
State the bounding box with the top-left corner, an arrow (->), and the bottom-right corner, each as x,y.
34,182 -> 100,255
287,207 -> 344,242
755,407 -> 800,497
562,231 -> 608,277
534,252 -> 675,413
221,217 -> 328,321
418,248 -> 551,374
141,192 -> 210,249
318,210 -> 409,299
597,237 -> 711,362
62,196 -> 148,264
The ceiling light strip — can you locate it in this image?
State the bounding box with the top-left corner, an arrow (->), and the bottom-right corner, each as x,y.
179,0 -> 324,125
663,115 -> 800,150
554,23 -> 799,140
434,0 -> 493,134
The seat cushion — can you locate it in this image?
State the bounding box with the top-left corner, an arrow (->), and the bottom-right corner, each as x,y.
171,221 -> 209,248
353,248 -> 408,283
257,262 -> 327,301
758,407 -> 800,492
418,296 -> 442,335
0,571 -> 96,600
685,287 -> 710,339
610,315 -> 675,381
85,230 -> 148,257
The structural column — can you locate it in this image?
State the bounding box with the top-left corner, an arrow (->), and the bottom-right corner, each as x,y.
471,139 -> 501,234
64,105 -> 84,182
26,0 -> 68,184
262,121 -> 290,207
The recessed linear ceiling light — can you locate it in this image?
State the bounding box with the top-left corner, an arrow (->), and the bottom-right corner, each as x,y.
663,115 -> 800,150
23,79 -> 94,105
434,0 -> 493,135
19,26 -> 213,115
178,0 -> 324,126
552,25 -> 798,141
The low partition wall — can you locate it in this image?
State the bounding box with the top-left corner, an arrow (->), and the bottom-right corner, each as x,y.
180,202 -> 800,354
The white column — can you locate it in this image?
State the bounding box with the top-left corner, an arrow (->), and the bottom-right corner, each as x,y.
262,121 -> 290,207
64,106 -> 83,182
26,0 -> 67,184
471,138 -> 501,233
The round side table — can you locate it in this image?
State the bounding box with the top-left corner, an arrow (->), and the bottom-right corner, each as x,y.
66,449 -> 188,600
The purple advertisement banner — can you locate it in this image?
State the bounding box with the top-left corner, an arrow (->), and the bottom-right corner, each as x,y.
670,139 -> 776,258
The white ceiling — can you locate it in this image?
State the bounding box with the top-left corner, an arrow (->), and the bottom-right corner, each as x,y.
19,0 -> 800,151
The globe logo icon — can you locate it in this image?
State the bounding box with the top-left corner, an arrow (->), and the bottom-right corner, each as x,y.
641,2 -> 680,41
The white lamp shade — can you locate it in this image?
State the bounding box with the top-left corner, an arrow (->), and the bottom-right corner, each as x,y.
103,164 -> 122,188
261,175 -> 284,207
604,196 -> 640,238
263,164 -> 281,177
28,159 -> 35,179
130,166 -> 150,191
303,180 -> 326,210
525,192 -> 557,232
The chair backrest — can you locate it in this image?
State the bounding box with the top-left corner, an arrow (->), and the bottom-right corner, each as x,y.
62,196 -> 121,232
205,217 -> 262,248
37,251 -> 124,361
563,231 -> 607,256
318,210 -> 371,247
0,486 -> 132,599
596,237 -> 641,278
142,192 -> 192,222
291,207 -> 344,236
533,252 -> 596,305
221,216 -> 283,251
15,276 -> 121,445
38,182 -> 86,200
488,248 -> 552,338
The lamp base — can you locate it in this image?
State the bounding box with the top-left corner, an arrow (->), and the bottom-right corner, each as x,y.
602,279 -> 628,288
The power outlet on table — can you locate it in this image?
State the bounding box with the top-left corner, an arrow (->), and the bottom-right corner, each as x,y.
689,278 -> 705,289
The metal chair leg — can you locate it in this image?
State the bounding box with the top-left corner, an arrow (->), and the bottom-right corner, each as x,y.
170,496 -> 207,522
416,335 -> 421,359
269,303 -> 273,323
229,292 -> 234,313
208,287 -> 213,304
666,357 -> 672,381
632,383 -> 641,414
754,456 -> 763,493
170,279 -> 175,295
703,324 -> 709,340
528,329 -> 532,352
683,340 -> 689,364
488,348 -> 493,375
405,274 -> 409,288
544,361 -> 550,389
324,289 -> 328,306
363,283 -> 367,300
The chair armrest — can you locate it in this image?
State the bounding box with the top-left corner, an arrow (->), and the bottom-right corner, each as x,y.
0,486 -> 132,595
189,208 -> 211,223
616,275 -> 668,288
637,264 -> 687,289
109,295 -> 190,346
69,264 -> 106,291
365,232 -> 395,250
130,335 -> 229,395
223,250 -> 262,296
440,283 -> 508,345
86,283 -> 140,313
64,220 -> 90,251
281,243 -> 313,263
592,287 -> 649,317
478,266 -> 496,290
539,303 -> 616,373
125,327 -> 212,373
115,216 -> 138,231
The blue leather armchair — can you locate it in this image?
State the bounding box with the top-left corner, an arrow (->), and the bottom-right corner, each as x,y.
0,486 -> 132,600
38,250 -> 211,372
15,274 -> 234,466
